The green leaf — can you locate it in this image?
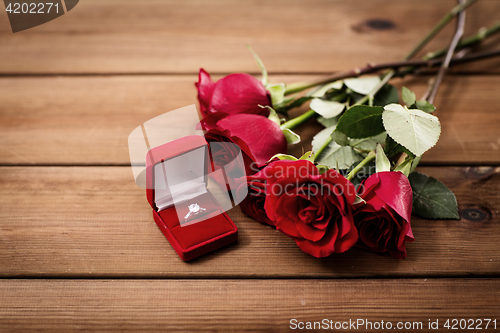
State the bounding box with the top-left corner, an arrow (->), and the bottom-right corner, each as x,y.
272,96 -> 293,109
317,116 -> 338,128
282,128 -> 301,144
415,100 -> 436,113
350,132 -> 387,152
264,105 -> 281,126
312,126 -> 336,152
383,103 -> 441,156
375,143 -> 391,172
346,91 -> 365,104
410,155 -> 422,174
299,151 -> 315,162
409,172 -> 460,220
319,145 -> 363,170
384,135 -> 414,158
393,157 -> 413,177
247,45 -> 268,86
316,165 -> 330,174
331,131 -> 349,146
269,153 -> 297,162
312,127 -> 362,169
312,129 -> 361,170
310,80 -> 343,97
402,86 -> 416,107
345,160 -> 376,186
310,98 -> 345,118
354,195 -> 366,205
335,105 -> 385,139
373,84 -> 399,106
268,83 -> 286,106
275,96 -> 313,114
344,76 -> 381,95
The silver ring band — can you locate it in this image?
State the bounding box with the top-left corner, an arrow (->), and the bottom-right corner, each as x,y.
184,203 -> 206,222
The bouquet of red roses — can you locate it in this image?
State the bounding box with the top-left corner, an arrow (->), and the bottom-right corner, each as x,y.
195,0 -> 499,259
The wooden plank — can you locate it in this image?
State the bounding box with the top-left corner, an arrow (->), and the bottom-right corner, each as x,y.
0,75 -> 499,165
0,166 -> 498,278
0,0 -> 499,74
0,279 -> 498,332
0,75 -> 195,165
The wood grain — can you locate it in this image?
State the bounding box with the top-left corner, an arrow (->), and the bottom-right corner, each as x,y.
0,166 -> 498,278
0,279 -> 498,332
0,0 -> 499,74
0,75 -> 499,166
0,1 -> 498,331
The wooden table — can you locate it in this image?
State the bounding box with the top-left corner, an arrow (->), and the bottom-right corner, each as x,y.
1,1 -> 499,331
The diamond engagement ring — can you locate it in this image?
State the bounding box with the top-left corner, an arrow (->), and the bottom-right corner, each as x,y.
184,203 -> 206,221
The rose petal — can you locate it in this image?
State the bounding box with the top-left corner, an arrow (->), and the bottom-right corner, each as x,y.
334,215 -> 358,252
217,114 -> 287,167
265,160 -> 319,184
370,172 -> 413,223
237,178 -> 274,226
294,223 -> 339,258
322,169 -> 357,205
204,129 -> 257,174
199,111 -> 229,131
358,217 -> 387,250
405,225 -> 415,241
269,192 -> 301,238
195,69 -> 215,117
356,173 -> 381,198
210,73 -> 271,116
295,216 -> 327,242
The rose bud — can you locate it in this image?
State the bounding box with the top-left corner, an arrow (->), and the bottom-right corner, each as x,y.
354,171 -> 414,259
196,68 -> 272,118
203,113 -> 287,174
263,160 -> 358,258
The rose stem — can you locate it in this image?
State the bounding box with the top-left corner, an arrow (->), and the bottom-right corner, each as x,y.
398,49 -> 500,76
360,0 -> 476,102
277,48 -> 500,157
404,0 -> 467,172
280,109 -> 316,130
346,151 -> 376,181
426,21 -> 500,60
281,48 -> 500,138
286,47 -> 500,97
313,1 -> 473,163
355,0 -> 475,106
285,0 -> 482,97
427,0 -> 467,104
396,21 -> 500,78
283,22 -> 499,134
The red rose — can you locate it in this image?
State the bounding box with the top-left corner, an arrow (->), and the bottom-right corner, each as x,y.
354,171 -> 414,259
262,160 -> 358,258
196,68 -> 271,118
207,141 -> 247,193
236,167 -> 275,226
209,141 -> 246,177
203,113 -> 287,173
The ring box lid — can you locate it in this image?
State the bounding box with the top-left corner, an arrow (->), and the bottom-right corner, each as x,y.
146,135 -> 209,212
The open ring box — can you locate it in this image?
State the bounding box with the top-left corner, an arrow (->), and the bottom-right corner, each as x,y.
145,135 -> 239,261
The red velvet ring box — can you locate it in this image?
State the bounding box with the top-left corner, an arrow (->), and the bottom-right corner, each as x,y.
145,135 -> 238,261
